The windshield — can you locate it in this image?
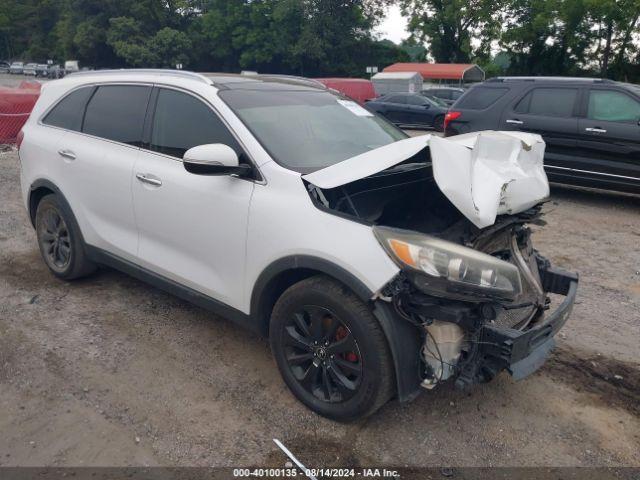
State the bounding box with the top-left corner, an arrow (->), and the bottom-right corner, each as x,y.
219,88 -> 407,173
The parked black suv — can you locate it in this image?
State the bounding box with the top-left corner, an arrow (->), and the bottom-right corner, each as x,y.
445,77 -> 640,194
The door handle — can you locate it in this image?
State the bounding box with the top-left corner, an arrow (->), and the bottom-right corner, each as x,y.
57,149 -> 76,160
585,127 -> 607,133
136,173 -> 162,187
506,119 -> 524,125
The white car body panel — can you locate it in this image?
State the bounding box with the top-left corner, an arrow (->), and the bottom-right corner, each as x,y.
244,161 -> 399,312
57,132 -> 140,259
133,149 -> 255,311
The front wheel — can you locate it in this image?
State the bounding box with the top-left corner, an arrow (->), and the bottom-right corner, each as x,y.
270,276 -> 395,421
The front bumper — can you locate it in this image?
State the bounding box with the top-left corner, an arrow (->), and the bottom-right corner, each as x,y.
456,266 -> 579,388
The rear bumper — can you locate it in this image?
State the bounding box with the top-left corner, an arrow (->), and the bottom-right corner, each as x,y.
456,266 -> 579,388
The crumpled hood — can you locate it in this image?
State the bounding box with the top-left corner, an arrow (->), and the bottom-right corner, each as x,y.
302,131 -> 549,229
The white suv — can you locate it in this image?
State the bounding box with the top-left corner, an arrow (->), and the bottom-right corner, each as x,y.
19,70 -> 578,420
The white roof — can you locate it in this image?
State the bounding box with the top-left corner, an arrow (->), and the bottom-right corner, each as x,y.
372,71 -> 422,80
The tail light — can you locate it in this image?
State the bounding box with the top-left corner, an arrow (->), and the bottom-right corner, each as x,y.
444,111 -> 462,131
16,129 -> 25,150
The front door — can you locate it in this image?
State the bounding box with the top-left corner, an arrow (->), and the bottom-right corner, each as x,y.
382,95 -> 409,124
574,87 -> 640,191
132,87 -> 254,310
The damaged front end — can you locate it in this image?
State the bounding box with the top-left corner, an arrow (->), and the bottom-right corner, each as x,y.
377,219 -> 578,389
303,131 -> 578,394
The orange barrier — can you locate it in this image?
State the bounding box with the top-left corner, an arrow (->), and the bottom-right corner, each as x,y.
0,81 -> 41,144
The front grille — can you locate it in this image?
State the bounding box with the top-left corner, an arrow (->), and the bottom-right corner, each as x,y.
493,298 -> 537,329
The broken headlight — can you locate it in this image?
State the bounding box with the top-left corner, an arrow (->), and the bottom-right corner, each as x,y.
374,226 -> 522,300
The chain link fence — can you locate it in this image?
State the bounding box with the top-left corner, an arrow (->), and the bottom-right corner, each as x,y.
0,79 -> 41,145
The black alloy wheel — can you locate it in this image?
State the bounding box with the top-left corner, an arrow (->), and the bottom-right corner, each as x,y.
38,206 -> 71,270
35,194 -> 96,280
283,305 -> 362,403
270,276 -> 395,421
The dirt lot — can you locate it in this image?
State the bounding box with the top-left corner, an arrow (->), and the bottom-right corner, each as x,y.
1,129 -> 639,468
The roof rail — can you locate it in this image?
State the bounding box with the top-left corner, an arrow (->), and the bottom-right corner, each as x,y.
67,69 -> 213,85
241,73 -> 326,89
487,76 -> 614,84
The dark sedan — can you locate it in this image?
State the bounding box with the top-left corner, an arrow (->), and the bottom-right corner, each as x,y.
366,93 -> 448,131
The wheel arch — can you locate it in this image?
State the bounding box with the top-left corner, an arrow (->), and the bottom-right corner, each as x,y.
250,255 -> 374,337
28,179 -> 61,227
28,179 -> 87,246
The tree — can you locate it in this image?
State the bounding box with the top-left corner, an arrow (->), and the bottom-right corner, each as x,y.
500,0 -> 592,75
399,0 -> 503,63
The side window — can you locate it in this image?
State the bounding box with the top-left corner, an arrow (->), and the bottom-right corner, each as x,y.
149,88 -> 241,159
83,85 -> 151,145
437,90 -> 451,100
451,90 -> 463,100
407,96 -> 427,106
386,95 -> 406,104
588,90 -> 640,123
42,86 -> 95,131
455,87 -> 509,110
514,88 -> 578,117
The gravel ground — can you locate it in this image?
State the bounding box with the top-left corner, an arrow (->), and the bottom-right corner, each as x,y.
1,112 -> 639,469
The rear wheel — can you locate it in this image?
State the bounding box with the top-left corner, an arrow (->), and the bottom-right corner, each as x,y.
270,276 -> 394,421
35,194 -> 96,280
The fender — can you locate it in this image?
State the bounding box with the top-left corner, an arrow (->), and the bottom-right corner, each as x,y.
251,255 -> 374,316
28,179 -> 84,244
250,255 -> 423,402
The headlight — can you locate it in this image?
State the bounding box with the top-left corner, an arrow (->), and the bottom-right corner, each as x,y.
374,226 -> 522,300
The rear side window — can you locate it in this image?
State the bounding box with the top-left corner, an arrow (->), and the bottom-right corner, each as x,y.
514,88 -> 578,117
42,87 -> 95,131
588,90 -> 640,123
149,88 -> 240,159
386,95 -> 407,104
83,85 -> 151,146
455,87 -> 508,110
407,96 -> 427,106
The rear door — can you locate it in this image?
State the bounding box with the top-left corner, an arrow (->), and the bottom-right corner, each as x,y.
500,86 -> 580,167
573,87 -> 640,190
381,94 -> 409,124
132,87 -> 254,309
50,84 -> 151,259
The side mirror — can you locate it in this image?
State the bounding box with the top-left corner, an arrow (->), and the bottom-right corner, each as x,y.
183,144 -> 252,177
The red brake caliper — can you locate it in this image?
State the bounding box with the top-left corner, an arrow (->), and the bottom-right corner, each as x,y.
335,326 -> 358,363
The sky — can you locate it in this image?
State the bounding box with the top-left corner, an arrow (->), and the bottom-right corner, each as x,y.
375,5 -> 409,44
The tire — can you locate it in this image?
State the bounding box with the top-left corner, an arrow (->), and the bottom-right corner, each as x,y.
35,194 -> 96,280
433,114 -> 444,132
270,275 -> 395,421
